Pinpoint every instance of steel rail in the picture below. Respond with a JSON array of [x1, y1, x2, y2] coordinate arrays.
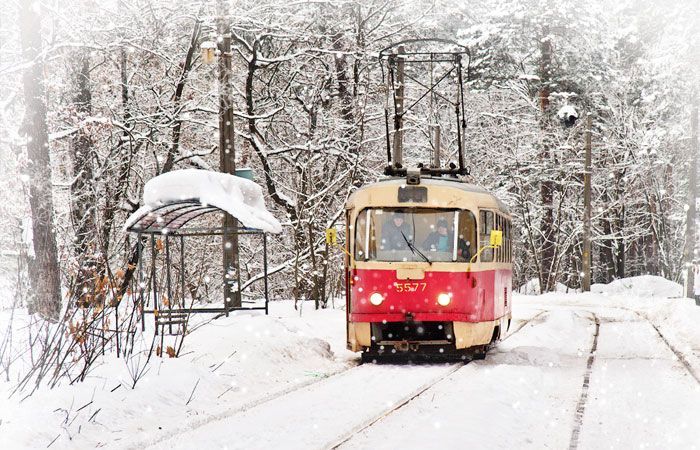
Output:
[[329, 310, 547, 449], [568, 313, 600, 450]]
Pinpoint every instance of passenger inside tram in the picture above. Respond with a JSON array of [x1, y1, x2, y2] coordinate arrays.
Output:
[[422, 218, 471, 260], [380, 212, 413, 251]]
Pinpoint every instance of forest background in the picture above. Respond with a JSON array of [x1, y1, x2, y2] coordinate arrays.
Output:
[[1, 0, 699, 323]]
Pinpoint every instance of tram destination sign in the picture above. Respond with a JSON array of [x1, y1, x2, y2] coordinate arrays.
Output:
[[398, 186, 427, 203]]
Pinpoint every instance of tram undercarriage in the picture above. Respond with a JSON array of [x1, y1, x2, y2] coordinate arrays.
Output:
[[352, 317, 510, 362]]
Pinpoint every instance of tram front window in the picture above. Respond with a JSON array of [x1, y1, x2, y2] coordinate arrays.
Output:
[[355, 208, 476, 263]]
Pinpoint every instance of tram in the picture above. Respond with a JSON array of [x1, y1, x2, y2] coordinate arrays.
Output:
[[344, 40, 513, 359], [345, 178, 512, 359]]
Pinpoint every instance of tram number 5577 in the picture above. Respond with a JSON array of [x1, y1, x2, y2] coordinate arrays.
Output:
[[394, 282, 427, 293]]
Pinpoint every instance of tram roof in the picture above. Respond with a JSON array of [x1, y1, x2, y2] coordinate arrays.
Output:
[[348, 177, 509, 214]]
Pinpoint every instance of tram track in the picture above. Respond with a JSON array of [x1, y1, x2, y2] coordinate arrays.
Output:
[[505, 310, 547, 336], [324, 304, 699, 450], [218, 310, 545, 426], [149, 363, 467, 450], [328, 311, 547, 450], [631, 311, 700, 385], [239, 312, 546, 425], [141, 311, 544, 450], [568, 313, 600, 450], [519, 302, 700, 385], [579, 309, 700, 449], [140, 307, 603, 450], [232, 310, 546, 424], [133, 361, 361, 450], [562, 306, 699, 450], [326, 362, 465, 450]]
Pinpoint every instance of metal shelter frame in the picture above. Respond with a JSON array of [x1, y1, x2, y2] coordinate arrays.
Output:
[[126, 199, 270, 335]]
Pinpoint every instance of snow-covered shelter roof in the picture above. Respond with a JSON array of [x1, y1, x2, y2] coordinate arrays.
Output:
[[124, 169, 282, 234]]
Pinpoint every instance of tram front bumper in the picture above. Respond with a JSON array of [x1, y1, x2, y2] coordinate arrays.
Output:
[[348, 318, 500, 352]]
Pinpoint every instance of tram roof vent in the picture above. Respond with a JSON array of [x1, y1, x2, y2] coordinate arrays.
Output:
[[406, 168, 421, 185]]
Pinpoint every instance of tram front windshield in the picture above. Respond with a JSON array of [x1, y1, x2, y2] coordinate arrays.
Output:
[[355, 208, 476, 263]]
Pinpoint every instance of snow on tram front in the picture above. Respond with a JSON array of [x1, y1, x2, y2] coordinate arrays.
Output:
[[344, 177, 513, 360]]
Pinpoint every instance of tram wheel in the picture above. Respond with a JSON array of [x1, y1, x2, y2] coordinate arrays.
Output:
[[471, 344, 490, 360], [361, 351, 379, 364], [472, 350, 487, 360]]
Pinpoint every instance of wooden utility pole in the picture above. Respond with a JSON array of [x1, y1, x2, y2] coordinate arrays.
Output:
[[392, 45, 405, 167], [684, 100, 698, 299], [217, 1, 240, 308], [582, 114, 592, 292]]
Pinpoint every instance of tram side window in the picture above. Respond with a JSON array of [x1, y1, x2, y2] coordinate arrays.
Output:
[[500, 215, 506, 262], [503, 218, 509, 262], [355, 209, 368, 260], [492, 214, 498, 262], [495, 214, 502, 262], [505, 219, 512, 262], [498, 215, 507, 263], [479, 210, 494, 263], [501, 217, 507, 262], [495, 216, 512, 263], [511, 221, 514, 261], [457, 210, 477, 262], [511, 220, 514, 262]]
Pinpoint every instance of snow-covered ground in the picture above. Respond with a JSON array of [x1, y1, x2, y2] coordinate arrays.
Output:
[[1, 275, 699, 449], [0, 303, 355, 450], [343, 290, 700, 449]]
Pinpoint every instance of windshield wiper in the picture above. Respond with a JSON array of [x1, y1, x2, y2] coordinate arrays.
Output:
[[400, 231, 431, 264]]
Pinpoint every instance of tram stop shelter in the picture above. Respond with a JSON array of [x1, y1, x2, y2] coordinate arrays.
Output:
[[124, 169, 282, 334]]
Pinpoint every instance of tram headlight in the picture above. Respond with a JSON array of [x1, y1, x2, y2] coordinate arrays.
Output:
[[369, 292, 384, 306], [437, 292, 452, 306]]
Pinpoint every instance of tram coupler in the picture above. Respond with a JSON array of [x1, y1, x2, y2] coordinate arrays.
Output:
[[394, 340, 410, 352]]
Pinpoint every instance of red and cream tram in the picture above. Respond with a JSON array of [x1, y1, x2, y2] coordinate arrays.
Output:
[[344, 40, 513, 359], [345, 177, 513, 359]]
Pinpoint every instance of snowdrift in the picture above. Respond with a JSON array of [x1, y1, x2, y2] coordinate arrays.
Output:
[[591, 275, 682, 298], [518, 275, 682, 298], [124, 169, 282, 233], [516, 275, 699, 379], [518, 278, 575, 295]]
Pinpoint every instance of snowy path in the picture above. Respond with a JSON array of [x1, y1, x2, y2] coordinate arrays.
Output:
[[579, 310, 700, 449], [147, 363, 462, 450], [143, 311, 543, 450], [142, 301, 700, 449], [340, 305, 700, 449], [340, 309, 596, 449]]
